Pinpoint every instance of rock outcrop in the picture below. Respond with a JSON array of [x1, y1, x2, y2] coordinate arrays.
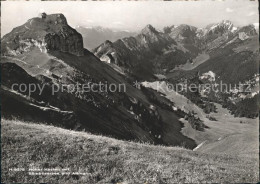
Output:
[[1, 13, 84, 56], [167, 24, 198, 44]]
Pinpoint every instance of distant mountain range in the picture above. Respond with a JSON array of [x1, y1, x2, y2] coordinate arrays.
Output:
[[94, 20, 258, 81], [76, 26, 135, 50], [93, 24, 192, 80], [93, 20, 259, 117]]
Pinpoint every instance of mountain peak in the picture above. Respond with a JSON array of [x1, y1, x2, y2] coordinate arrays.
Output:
[[204, 20, 234, 34], [2, 13, 84, 56], [141, 24, 158, 34], [253, 23, 259, 30], [26, 13, 69, 30], [221, 20, 233, 29], [237, 24, 258, 36], [221, 20, 232, 25], [42, 13, 67, 24]]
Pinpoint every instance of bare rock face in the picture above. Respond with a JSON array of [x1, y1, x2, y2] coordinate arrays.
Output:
[[168, 24, 198, 44], [1, 13, 84, 56], [44, 27, 84, 56]]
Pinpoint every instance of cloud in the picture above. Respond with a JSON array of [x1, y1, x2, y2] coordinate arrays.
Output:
[[226, 8, 234, 13], [247, 11, 256, 17]]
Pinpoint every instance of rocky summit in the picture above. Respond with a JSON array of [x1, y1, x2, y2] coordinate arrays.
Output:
[[1, 13, 84, 56]]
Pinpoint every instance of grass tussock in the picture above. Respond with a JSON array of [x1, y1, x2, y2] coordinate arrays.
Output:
[[1, 119, 258, 183]]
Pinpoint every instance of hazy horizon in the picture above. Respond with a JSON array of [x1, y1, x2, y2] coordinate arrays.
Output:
[[1, 0, 259, 36]]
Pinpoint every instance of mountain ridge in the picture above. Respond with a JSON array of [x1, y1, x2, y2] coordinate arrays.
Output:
[[94, 20, 258, 78]]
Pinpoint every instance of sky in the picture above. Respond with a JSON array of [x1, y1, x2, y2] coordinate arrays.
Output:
[[1, 0, 259, 36]]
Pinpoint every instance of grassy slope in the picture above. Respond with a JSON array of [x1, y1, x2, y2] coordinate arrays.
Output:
[[172, 53, 210, 71], [143, 81, 259, 156], [181, 103, 259, 156], [1, 119, 258, 183]]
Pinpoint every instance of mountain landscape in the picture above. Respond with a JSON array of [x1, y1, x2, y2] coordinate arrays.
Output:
[[1, 13, 197, 147], [94, 20, 259, 117], [1, 12, 259, 183]]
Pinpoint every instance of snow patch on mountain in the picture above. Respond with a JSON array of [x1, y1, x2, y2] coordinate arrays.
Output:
[[200, 71, 216, 82], [29, 103, 73, 113], [209, 20, 233, 31], [231, 26, 238, 33], [100, 55, 111, 63], [253, 23, 259, 31], [238, 32, 249, 40], [154, 74, 166, 79]]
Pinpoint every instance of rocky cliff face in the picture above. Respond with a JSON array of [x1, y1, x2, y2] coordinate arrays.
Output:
[[1, 13, 84, 56], [167, 24, 198, 44]]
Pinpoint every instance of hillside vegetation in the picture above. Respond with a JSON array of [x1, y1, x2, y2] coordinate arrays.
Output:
[[1, 119, 258, 183]]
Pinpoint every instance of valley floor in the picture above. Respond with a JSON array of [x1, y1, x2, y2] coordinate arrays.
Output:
[[1, 119, 258, 183], [181, 103, 259, 157], [143, 81, 259, 157]]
